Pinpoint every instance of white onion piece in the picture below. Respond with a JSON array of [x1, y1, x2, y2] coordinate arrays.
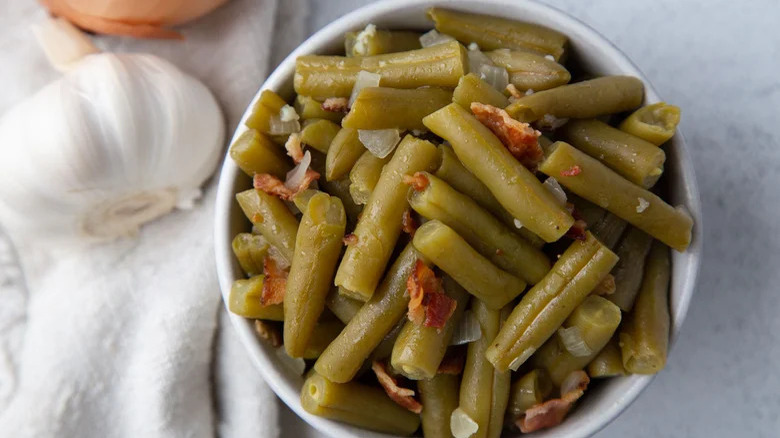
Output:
[[267, 244, 291, 270], [467, 48, 494, 75], [450, 407, 479, 438], [419, 29, 455, 47], [467, 42, 480, 51], [268, 116, 300, 135], [538, 114, 569, 130], [513, 218, 524, 229], [358, 129, 401, 158], [353, 23, 377, 56], [449, 311, 481, 345], [543, 177, 567, 206], [479, 64, 509, 92], [545, 54, 555, 61], [279, 104, 299, 122], [558, 326, 592, 357], [349, 70, 381, 107], [284, 150, 312, 190], [275, 347, 306, 375]]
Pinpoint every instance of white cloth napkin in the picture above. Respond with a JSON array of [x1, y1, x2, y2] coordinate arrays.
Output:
[[0, 0, 308, 436]]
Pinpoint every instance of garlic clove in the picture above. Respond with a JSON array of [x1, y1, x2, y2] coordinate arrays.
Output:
[[81, 189, 178, 239], [31, 17, 99, 73]]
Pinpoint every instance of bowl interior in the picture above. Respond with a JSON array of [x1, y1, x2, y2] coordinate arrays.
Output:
[[214, 1, 703, 437]]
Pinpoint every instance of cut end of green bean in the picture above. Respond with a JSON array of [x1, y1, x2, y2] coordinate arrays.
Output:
[[228, 276, 284, 321], [619, 102, 681, 146]]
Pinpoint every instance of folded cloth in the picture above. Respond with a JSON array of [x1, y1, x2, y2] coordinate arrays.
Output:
[[0, 0, 307, 436]]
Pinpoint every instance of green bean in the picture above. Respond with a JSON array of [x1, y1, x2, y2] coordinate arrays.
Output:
[[590, 211, 628, 250], [369, 317, 407, 363], [408, 172, 550, 284], [335, 136, 438, 300], [291, 189, 319, 212], [506, 369, 553, 422], [413, 220, 526, 309], [608, 227, 654, 311], [228, 276, 284, 321], [486, 232, 619, 372], [245, 89, 287, 133], [568, 194, 606, 229], [531, 295, 622, 386], [302, 319, 345, 360], [419, 373, 460, 438], [294, 95, 345, 123], [619, 102, 681, 146], [315, 244, 419, 382], [434, 144, 544, 247], [560, 119, 666, 188], [229, 129, 291, 178], [294, 41, 467, 99], [235, 189, 299, 262], [452, 73, 509, 109], [428, 8, 567, 60], [325, 127, 365, 181], [231, 232, 269, 277], [390, 276, 470, 380], [506, 76, 644, 122], [345, 29, 422, 57], [458, 299, 512, 438], [342, 87, 453, 131], [538, 141, 693, 251], [309, 150, 363, 228], [485, 49, 570, 91], [326, 287, 364, 324], [300, 119, 341, 154], [423, 103, 573, 242], [587, 336, 626, 378], [284, 192, 346, 357], [301, 372, 421, 435], [619, 241, 670, 374], [349, 150, 392, 206]]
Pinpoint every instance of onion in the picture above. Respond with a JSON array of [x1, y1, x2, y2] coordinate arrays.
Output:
[[479, 64, 509, 92], [450, 407, 479, 438], [268, 116, 300, 135], [358, 129, 401, 158], [537, 114, 569, 131], [275, 347, 306, 376], [349, 70, 381, 107], [419, 29, 455, 47], [279, 104, 299, 122], [284, 150, 312, 190], [558, 326, 592, 357], [353, 24, 377, 56], [543, 177, 567, 206], [467, 47, 494, 75], [513, 218, 524, 229], [449, 311, 481, 345], [267, 245, 291, 270]]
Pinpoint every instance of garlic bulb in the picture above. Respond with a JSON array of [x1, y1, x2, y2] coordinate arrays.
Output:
[[0, 18, 224, 241]]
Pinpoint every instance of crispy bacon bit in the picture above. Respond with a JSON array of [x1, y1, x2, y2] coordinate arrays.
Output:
[[253, 170, 320, 201], [254, 320, 282, 347], [565, 219, 588, 241], [505, 83, 523, 99], [592, 274, 616, 296], [261, 257, 288, 305], [471, 102, 544, 169], [402, 209, 419, 237], [321, 97, 349, 113], [406, 260, 457, 329], [437, 348, 466, 375], [560, 165, 582, 177], [401, 172, 430, 191], [343, 233, 358, 246], [495, 248, 505, 256], [372, 360, 423, 414], [284, 133, 304, 164], [517, 371, 590, 433]]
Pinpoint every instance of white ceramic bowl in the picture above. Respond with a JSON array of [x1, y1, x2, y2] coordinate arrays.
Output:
[[215, 1, 703, 436]]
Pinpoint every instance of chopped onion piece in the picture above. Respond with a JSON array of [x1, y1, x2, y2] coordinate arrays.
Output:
[[558, 326, 592, 357], [543, 177, 567, 206], [545, 54, 555, 61], [513, 218, 524, 229], [450, 407, 479, 438], [275, 347, 306, 375], [449, 311, 481, 345], [467, 48, 493, 76], [537, 114, 569, 131], [285, 150, 312, 190], [419, 29, 455, 47], [268, 116, 300, 135], [467, 42, 480, 51], [479, 64, 509, 92], [267, 245, 291, 270], [279, 104, 299, 122], [349, 70, 381, 107], [353, 23, 377, 56], [358, 129, 401, 158]]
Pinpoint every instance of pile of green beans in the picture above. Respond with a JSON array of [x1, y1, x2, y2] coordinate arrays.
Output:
[[226, 7, 692, 437]]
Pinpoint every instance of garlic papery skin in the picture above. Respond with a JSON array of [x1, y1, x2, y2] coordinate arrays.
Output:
[[0, 49, 224, 241]]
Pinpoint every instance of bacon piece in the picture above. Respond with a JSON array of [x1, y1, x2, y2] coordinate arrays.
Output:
[[565, 219, 588, 241], [261, 257, 288, 306], [402, 209, 419, 237], [254, 320, 282, 347], [437, 348, 466, 375], [592, 274, 616, 296], [372, 360, 423, 414], [470, 102, 544, 169], [406, 260, 457, 329], [495, 248, 505, 256], [253, 170, 320, 201], [517, 371, 590, 433], [505, 83, 523, 99], [321, 97, 350, 113], [284, 133, 304, 164], [402, 172, 430, 191], [560, 165, 581, 177], [343, 233, 358, 246]]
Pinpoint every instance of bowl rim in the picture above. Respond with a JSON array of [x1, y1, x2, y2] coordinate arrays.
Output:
[[214, 0, 703, 437]]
